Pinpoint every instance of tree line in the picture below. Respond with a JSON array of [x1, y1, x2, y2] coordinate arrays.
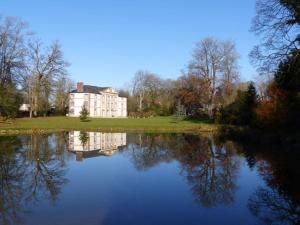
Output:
[[0, 16, 72, 120], [125, 37, 242, 119], [219, 0, 299, 133], [125, 0, 300, 135]]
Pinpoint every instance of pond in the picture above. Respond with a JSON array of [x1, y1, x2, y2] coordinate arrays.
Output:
[[0, 132, 299, 225]]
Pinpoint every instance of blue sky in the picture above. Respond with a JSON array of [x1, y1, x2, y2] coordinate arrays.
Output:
[[1, 0, 258, 88]]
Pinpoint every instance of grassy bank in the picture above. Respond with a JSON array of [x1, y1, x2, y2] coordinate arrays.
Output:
[[0, 116, 217, 134]]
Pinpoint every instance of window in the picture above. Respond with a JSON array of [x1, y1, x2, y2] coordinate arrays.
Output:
[[84, 94, 89, 110]]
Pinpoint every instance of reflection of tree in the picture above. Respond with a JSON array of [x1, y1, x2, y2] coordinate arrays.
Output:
[[79, 131, 89, 150], [55, 132, 71, 167], [224, 134, 300, 225], [178, 136, 239, 207], [248, 187, 300, 225], [23, 134, 68, 202], [0, 136, 26, 225], [0, 134, 69, 225], [128, 134, 174, 170], [127, 133, 240, 207], [242, 146, 300, 225]]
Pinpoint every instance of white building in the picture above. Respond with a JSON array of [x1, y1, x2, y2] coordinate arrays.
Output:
[[68, 131, 126, 160], [68, 82, 127, 117], [19, 104, 30, 111]]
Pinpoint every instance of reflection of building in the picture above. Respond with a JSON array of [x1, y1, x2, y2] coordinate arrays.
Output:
[[68, 82, 127, 117], [68, 131, 126, 161]]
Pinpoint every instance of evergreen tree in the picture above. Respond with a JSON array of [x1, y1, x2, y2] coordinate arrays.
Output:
[[79, 106, 89, 122], [242, 82, 257, 125], [275, 50, 300, 93], [274, 50, 300, 129], [0, 84, 22, 120], [219, 82, 257, 126]]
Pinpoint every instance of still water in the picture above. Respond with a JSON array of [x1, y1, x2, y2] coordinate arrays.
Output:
[[0, 132, 299, 225]]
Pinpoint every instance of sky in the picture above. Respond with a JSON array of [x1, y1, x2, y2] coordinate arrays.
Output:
[[0, 0, 258, 88]]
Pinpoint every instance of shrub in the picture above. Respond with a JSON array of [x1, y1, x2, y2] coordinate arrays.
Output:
[[128, 111, 156, 118], [79, 106, 89, 122]]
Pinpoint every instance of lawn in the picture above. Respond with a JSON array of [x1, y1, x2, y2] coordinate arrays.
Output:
[[0, 116, 216, 133]]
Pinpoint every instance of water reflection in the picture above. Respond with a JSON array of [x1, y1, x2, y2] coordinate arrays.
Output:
[[68, 131, 126, 160], [248, 187, 300, 225], [127, 134, 240, 207], [179, 137, 240, 207], [0, 136, 25, 225], [0, 134, 69, 225], [243, 147, 300, 225], [0, 132, 299, 225]]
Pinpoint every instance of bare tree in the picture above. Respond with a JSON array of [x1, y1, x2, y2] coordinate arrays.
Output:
[[131, 70, 162, 112], [250, 0, 300, 74], [25, 40, 69, 117], [254, 74, 272, 100], [0, 16, 32, 119], [220, 41, 240, 105], [189, 38, 221, 114], [143, 72, 162, 108], [188, 38, 240, 116], [54, 75, 74, 114], [0, 16, 30, 86], [132, 71, 146, 111]]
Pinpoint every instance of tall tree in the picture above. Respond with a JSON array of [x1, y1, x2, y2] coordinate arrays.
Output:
[[131, 70, 162, 112], [25, 40, 69, 117], [0, 17, 30, 119], [243, 82, 257, 125], [274, 49, 300, 128], [220, 41, 240, 105], [54, 76, 73, 114], [187, 38, 240, 116], [132, 71, 147, 112], [188, 38, 221, 116], [0, 16, 29, 85], [250, 0, 300, 74]]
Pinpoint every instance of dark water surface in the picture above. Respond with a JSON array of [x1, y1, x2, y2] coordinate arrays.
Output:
[[0, 132, 299, 225]]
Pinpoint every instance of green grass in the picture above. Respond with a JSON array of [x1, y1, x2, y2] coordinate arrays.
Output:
[[0, 116, 216, 133]]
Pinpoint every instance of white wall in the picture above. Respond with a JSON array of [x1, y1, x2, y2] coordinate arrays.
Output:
[[117, 97, 127, 117], [69, 92, 127, 118]]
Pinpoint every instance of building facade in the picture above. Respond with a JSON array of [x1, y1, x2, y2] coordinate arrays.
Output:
[[68, 82, 127, 117]]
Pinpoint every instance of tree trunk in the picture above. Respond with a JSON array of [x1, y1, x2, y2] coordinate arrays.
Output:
[[33, 91, 38, 117], [138, 93, 143, 112]]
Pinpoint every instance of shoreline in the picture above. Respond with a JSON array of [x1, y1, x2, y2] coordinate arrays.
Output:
[[0, 116, 217, 135], [0, 126, 217, 135]]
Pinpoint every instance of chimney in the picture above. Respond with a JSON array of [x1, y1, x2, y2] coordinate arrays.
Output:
[[77, 82, 84, 92], [76, 152, 83, 161]]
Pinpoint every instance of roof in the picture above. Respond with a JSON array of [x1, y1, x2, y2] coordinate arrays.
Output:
[[118, 93, 129, 98], [70, 85, 110, 94]]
